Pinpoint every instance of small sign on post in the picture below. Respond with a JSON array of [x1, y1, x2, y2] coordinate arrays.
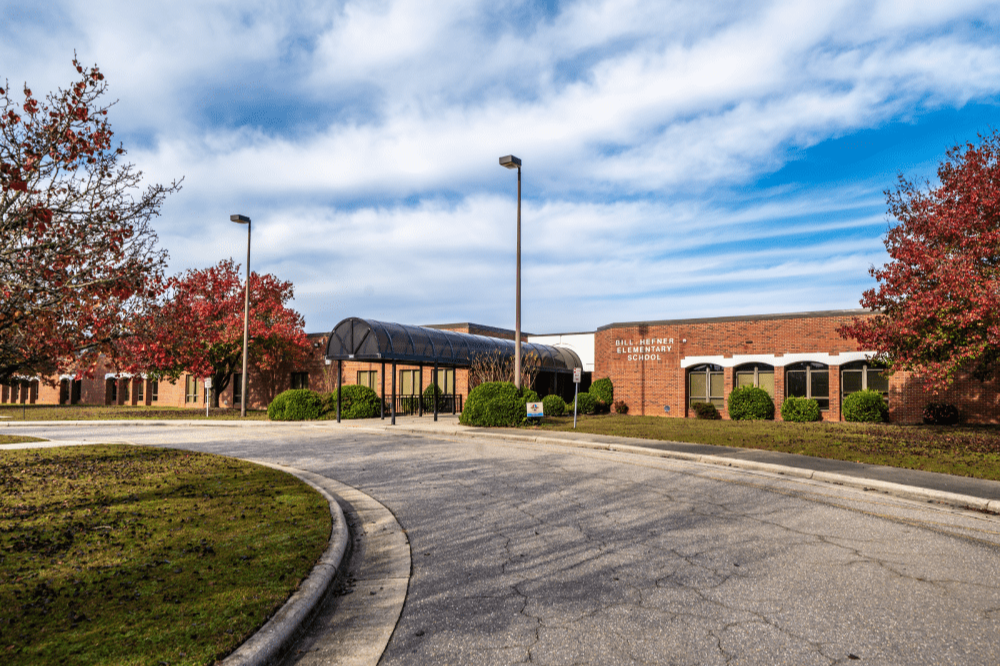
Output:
[[526, 401, 544, 419], [572, 367, 581, 428]]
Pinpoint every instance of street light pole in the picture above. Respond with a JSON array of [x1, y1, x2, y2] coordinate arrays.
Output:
[[499, 155, 522, 390], [231, 214, 251, 417]]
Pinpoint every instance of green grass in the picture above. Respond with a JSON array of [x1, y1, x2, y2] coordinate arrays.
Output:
[[0, 445, 331, 665], [0, 435, 44, 445], [0, 405, 268, 421], [536, 414, 1000, 481]]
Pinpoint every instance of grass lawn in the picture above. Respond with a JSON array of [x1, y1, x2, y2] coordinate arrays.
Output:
[[0, 435, 44, 445], [0, 405, 268, 421], [0, 445, 331, 665], [537, 414, 1000, 481]]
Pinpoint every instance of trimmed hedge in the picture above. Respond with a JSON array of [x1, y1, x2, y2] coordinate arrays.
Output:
[[589, 378, 614, 405], [575, 392, 597, 415], [692, 402, 721, 420], [268, 389, 323, 421], [326, 385, 382, 419], [780, 396, 821, 422], [460, 382, 525, 427], [923, 402, 960, 425], [842, 390, 888, 423], [727, 386, 774, 421], [542, 394, 566, 417]]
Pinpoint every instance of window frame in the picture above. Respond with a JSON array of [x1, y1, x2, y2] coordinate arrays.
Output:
[[734, 363, 775, 397], [688, 364, 724, 410], [185, 375, 198, 403], [785, 362, 830, 410], [357, 370, 378, 390], [841, 362, 889, 402]]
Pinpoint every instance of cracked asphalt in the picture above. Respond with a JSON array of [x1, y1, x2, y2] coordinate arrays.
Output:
[[8, 421, 1000, 665]]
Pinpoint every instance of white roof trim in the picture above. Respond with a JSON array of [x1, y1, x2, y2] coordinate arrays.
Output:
[[681, 351, 876, 369]]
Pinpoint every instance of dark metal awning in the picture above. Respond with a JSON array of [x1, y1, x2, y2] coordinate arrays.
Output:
[[325, 317, 582, 372]]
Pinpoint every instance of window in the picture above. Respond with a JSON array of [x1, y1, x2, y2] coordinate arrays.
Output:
[[688, 364, 724, 409], [136, 380, 144, 402], [72, 379, 82, 404], [185, 375, 198, 403], [734, 363, 774, 397], [436, 369, 455, 395], [291, 372, 310, 390], [109, 378, 118, 403], [232, 374, 241, 405], [357, 371, 378, 389], [150, 380, 158, 402], [399, 370, 420, 395], [785, 362, 829, 410], [842, 363, 889, 400]]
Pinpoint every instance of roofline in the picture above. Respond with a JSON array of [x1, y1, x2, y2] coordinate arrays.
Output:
[[527, 331, 597, 338], [596, 309, 874, 331], [422, 322, 535, 337]]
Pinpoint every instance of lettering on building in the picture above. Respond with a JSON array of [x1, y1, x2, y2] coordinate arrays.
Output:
[[614, 338, 674, 362]]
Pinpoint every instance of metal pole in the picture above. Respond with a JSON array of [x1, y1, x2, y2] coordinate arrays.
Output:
[[433, 362, 438, 422], [573, 380, 579, 429], [391, 362, 397, 426], [336, 360, 342, 423], [418, 365, 423, 417], [515, 165, 521, 391], [240, 220, 251, 417], [381, 361, 385, 419]]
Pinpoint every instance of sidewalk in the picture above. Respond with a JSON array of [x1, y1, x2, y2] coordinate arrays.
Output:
[[334, 413, 1000, 512]]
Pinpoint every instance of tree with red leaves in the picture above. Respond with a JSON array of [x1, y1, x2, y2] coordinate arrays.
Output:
[[0, 57, 180, 383], [839, 130, 1000, 390], [121, 260, 312, 407]]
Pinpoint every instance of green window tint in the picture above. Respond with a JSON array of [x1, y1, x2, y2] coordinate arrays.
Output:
[[357, 371, 378, 389], [735, 365, 774, 398], [399, 370, 419, 395], [688, 365, 724, 409], [435, 369, 455, 394]]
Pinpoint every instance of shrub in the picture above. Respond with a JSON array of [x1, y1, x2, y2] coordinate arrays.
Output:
[[460, 382, 525, 427], [727, 386, 774, 421], [324, 385, 381, 419], [542, 394, 566, 417], [780, 396, 821, 422], [422, 383, 447, 412], [521, 388, 540, 404], [923, 402, 959, 425], [692, 402, 721, 420], [575, 392, 597, 415], [842, 390, 888, 423], [613, 400, 629, 415], [268, 389, 323, 421], [589, 378, 614, 406]]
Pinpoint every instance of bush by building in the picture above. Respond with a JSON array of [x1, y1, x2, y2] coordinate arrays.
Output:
[[692, 402, 721, 419], [542, 394, 566, 416], [422, 383, 447, 412], [842, 390, 888, 423], [268, 389, 323, 421], [589, 378, 614, 406], [324, 385, 382, 419], [460, 382, 525, 427], [923, 402, 960, 425], [613, 400, 629, 414], [727, 386, 775, 421], [780, 396, 821, 422], [575, 392, 597, 415]]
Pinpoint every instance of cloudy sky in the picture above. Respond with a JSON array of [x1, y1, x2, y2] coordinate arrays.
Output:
[[4, 0, 1000, 334]]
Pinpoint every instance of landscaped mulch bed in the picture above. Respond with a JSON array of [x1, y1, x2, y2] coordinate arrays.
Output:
[[0, 445, 330, 665]]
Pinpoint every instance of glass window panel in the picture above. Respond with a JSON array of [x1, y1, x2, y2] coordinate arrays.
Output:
[[815, 398, 830, 410], [842, 370, 863, 395], [758, 372, 774, 397], [787, 370, 807, 398], [735, 372, 755, 388], [709, 372, 724, 399], [867, 369, 889, 393], [810, 370, 829, 399], [711, 397, 725, 409], [690, 372, 707, 402]]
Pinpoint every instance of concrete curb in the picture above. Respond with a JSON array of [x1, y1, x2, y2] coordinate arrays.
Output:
[[221, 463, 350, 667], [350, 424, 1000, 515]]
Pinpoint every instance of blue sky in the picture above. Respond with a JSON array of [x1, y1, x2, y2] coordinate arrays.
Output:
[[4, 0, 1000, 334]]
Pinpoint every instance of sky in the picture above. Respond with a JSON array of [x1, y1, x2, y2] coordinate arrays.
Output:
[[3, 0, 1000, 334]]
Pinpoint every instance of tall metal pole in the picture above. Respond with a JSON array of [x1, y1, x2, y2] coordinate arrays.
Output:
[[515, 164, 522, 391], [241, 221, 251, 417]]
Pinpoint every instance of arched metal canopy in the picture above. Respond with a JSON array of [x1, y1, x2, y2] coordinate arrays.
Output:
[[325, 317, 582, 373]]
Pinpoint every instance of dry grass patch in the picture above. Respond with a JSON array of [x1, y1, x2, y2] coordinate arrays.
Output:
[[537, 414, 1000, 481], [0, 445, 330, 665]]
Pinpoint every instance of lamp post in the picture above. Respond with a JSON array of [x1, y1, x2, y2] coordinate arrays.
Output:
[[231, 213, 251, 417], [499, 155, 522, 390]]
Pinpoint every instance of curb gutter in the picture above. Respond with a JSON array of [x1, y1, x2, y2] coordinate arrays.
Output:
[[352, 424, 1000, 515], [221, 463, 350, 667]]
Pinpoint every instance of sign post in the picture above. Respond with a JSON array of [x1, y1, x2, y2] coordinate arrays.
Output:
[[572, 367, 582, 429], [204, 377, 212, 418]]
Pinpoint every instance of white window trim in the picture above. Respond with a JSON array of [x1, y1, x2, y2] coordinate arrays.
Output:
[[681, 351, 876, 369]]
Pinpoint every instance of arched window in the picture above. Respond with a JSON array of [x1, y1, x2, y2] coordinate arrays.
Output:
[[734, 363, 774, 397], [785, 362, 829, 410], [841, 361, 889, 401], [688, 364, 724, 409]]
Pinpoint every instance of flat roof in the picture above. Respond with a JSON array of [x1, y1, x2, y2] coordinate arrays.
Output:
[[596, 309, 873, 332]]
